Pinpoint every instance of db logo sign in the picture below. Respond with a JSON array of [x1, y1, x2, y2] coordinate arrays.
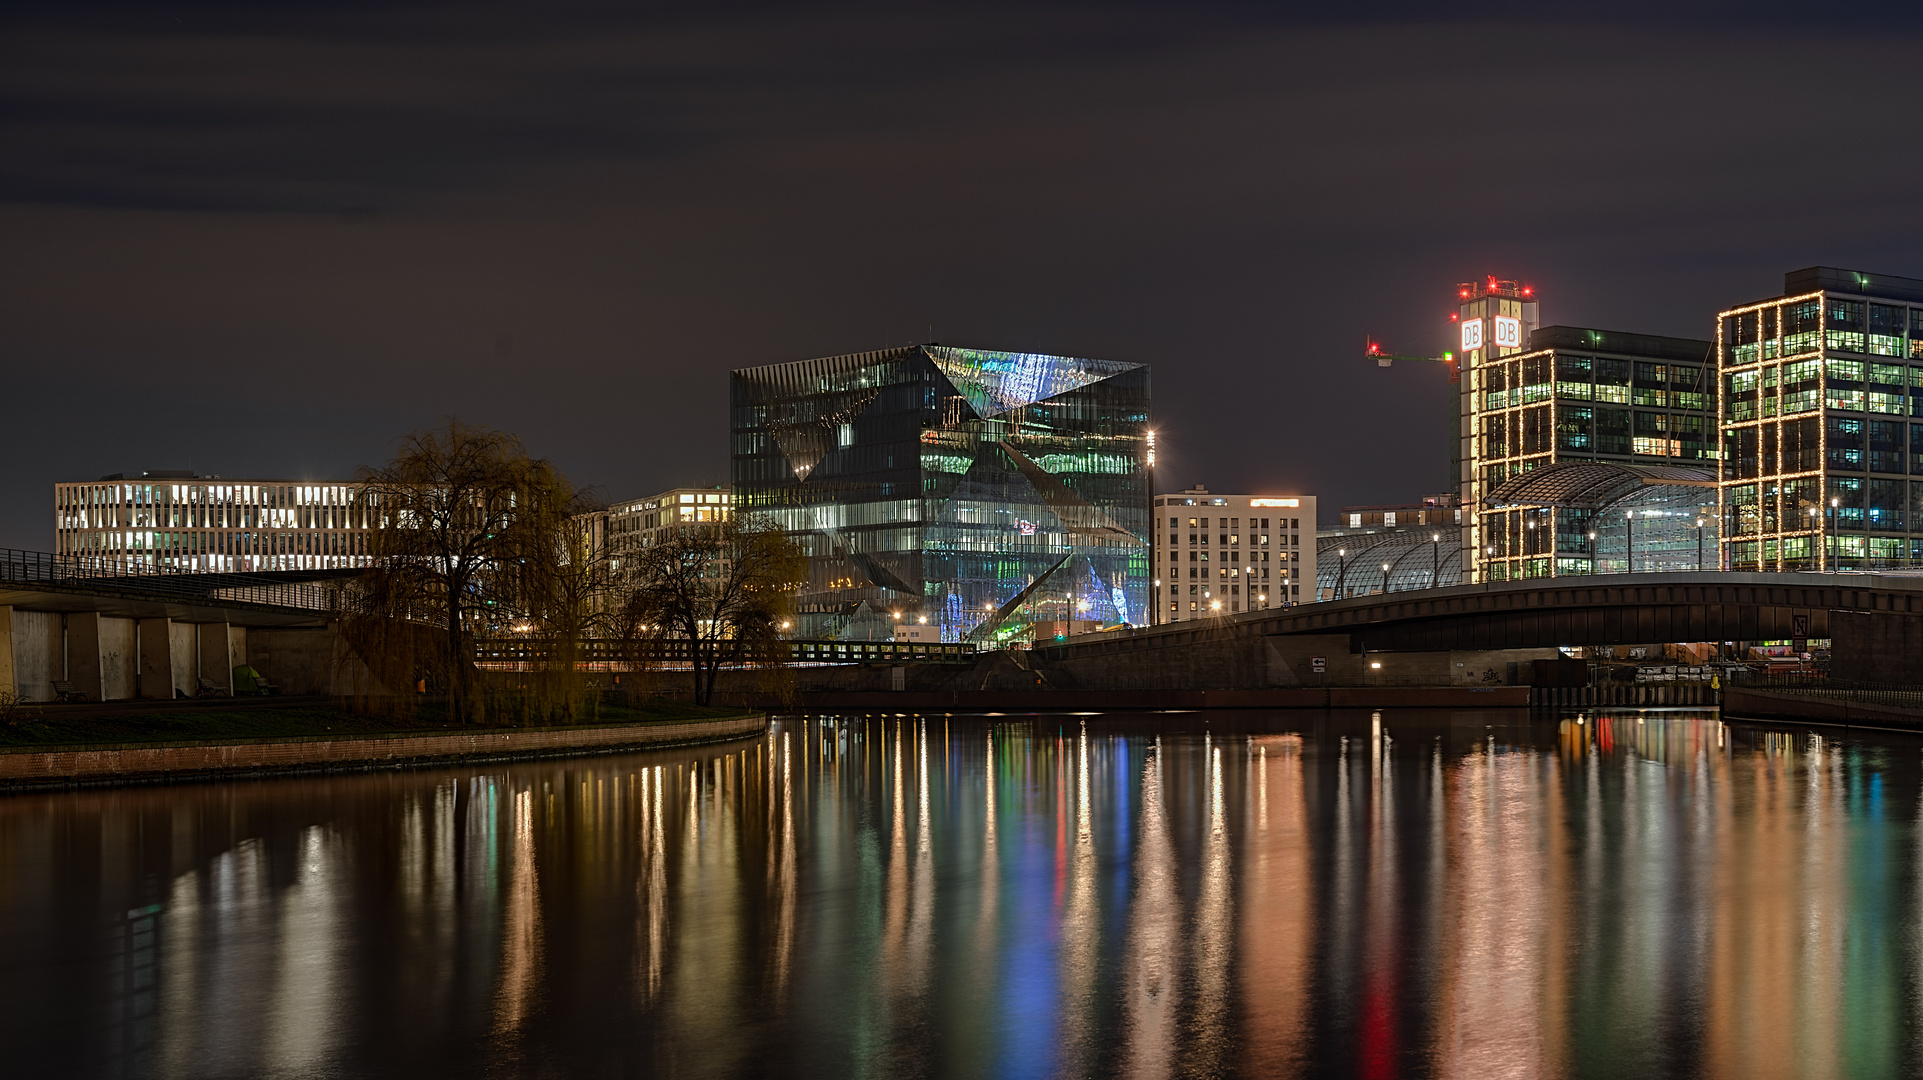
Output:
[[1493, 315, 1522, 348], [1460, 319, 1483, 352]]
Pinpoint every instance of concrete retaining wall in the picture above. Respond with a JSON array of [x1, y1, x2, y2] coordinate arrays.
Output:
[[0, 714, 768, 790], [1528, 683, 1718, 707], [8, 610, 59, 702]]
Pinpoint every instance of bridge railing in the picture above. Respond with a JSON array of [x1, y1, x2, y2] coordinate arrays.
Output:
[[474, 637, 977, 668], [0, 547, 343, 613], [1732, 673, 1923, 710]]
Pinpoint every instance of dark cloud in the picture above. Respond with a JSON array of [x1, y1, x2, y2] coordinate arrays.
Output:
[[3, 1, 1922, 548]]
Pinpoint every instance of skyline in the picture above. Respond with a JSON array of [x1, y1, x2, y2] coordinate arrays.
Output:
[[6, 2, 1923, 550]]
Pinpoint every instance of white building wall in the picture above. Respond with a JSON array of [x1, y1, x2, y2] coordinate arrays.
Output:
[[1152, 489, 1318, 624]]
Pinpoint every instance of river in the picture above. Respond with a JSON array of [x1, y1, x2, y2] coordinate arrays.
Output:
[[1, 710, 1918, 1078]]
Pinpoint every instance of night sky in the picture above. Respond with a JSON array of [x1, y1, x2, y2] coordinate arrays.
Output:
[[6, 1, 1923, 549]]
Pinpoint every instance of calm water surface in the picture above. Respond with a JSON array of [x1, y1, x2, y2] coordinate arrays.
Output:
[[2, 710, 1921, 1078]]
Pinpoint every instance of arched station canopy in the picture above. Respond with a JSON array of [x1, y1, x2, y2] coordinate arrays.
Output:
[[1316, 526, 1463, 598], [1484, 461, 1717, 511]]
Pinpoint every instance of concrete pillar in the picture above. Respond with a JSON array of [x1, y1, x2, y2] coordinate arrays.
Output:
[[0, 606, 14, 702], [197, 623, 234, 693], [69, 612, 104, 702], [138, 617, 174, 699]]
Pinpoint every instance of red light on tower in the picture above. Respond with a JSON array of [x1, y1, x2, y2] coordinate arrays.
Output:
[[1449, 313, 1458, 321], [1522, 286, 1533, 296]]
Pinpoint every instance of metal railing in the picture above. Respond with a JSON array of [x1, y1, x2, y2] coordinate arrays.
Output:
[[475, 637, 977, 667], [0, 547, 343, 613], [1731, 673, 1923, 711]]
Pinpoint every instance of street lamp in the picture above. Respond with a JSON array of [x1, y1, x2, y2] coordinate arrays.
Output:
[[1695, 517, 1705, 571], [1830, 496, 1840, 572], [1587, 531, 1597, 575], [1381, 562, 1391, 594], [1625, 510, 1635, 573], [1336, 547, 1348, 599], [1431, 532, 1441, 587]]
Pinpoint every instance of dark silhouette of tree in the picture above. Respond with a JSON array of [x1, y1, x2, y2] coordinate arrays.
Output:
[[618, 514, 805, 706], [348, 421, 581, 723]]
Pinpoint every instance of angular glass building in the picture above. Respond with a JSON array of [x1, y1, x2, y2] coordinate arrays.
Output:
[[731, 345, 1150, 643]]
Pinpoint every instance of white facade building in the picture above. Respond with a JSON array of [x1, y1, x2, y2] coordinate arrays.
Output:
[[1153, 485, 1317, 623], [54, 471, 370, 572]]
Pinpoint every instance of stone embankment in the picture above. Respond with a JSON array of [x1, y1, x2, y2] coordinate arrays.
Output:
[[0, 714, 767, 791]]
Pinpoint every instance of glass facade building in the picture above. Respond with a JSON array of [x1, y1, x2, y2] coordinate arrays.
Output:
[[1457, 277, 1715, 581], [732, 345, 1150, 643], [1718, 267, 1923, 571]]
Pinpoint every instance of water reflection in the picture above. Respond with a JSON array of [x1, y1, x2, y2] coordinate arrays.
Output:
[[9, 710, 1923, 1077]]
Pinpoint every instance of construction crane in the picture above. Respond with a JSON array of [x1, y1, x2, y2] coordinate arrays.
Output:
[[1365, 339, 1457, 380]]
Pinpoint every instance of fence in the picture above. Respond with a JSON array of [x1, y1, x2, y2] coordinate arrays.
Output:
[[1727, 673, 1923, 711], [474, 637, 978, 669], [0, 547, 343, 613]]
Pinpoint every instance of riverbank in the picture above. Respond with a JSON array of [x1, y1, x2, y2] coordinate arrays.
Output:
[[715, 685, 1532, 711], [0, 702, 767, 791], [0, 695, 748, 747]]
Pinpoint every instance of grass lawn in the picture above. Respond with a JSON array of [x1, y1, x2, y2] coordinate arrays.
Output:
[[0, 698, 757, 749]]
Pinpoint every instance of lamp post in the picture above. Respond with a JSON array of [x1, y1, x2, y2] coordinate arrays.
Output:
[[1336, 547, 1348, 599], [1431, 532, 1441, 587], [1625, 510, 1634, 573], [1830, 495, 1840, 572], [1695, 517, 1705, 571], [1808, 506, 1819, 571], [1381, 562, 1392, 595], [1587, 531, 1598, 575]]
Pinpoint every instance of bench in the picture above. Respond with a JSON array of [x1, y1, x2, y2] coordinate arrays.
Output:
[[51, 680, 89, 704], [254, 679, 281, 697], [196, 676, 228, 698]]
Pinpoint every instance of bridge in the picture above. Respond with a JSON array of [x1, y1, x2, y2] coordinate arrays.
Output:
[[1, 548, 347, 703], [1030, 572, 1923, 689]]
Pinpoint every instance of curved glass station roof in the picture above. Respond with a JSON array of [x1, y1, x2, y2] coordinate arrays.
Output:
[[1482, 461, 1720, 577], [1316, 526, 1462, 598], [1483, 461, 1717, 510]]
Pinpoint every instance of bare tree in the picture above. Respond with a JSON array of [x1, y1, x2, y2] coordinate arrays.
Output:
[[347, 421, 579, 723], [618, 514, 806, 706]]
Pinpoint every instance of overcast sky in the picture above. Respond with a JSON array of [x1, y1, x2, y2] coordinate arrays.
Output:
[[5, 1, 1923, 547]]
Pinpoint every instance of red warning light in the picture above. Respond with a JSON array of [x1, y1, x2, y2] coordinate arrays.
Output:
[[1449, 313, 1458, 321], [1522, 286, 1533, 296]]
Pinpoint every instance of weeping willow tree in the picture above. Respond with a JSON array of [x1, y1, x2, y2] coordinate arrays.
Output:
[[345, 421, 602, 724], [617, 514, 806, 706]]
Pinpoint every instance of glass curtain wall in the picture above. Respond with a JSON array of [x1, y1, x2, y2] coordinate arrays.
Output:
[[1719, 290, 1923, 571], [733, 346, 1150, 643]]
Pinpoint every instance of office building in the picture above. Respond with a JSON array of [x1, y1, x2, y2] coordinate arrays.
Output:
[[598, 486, 731, 567], [1456, 279, 1716, 581], [54, 471, 371, 572], [732, 345, 1150, 643], [1153, 486, 1315, 621], [1718, 266, 1923, 571]]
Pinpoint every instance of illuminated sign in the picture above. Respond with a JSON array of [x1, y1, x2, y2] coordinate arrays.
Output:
[[1460, 318, 1483, 352], [1251, 498, 1300, 508], [1016, 519, 1037, 535], [1493, 315, 1522, 348]]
